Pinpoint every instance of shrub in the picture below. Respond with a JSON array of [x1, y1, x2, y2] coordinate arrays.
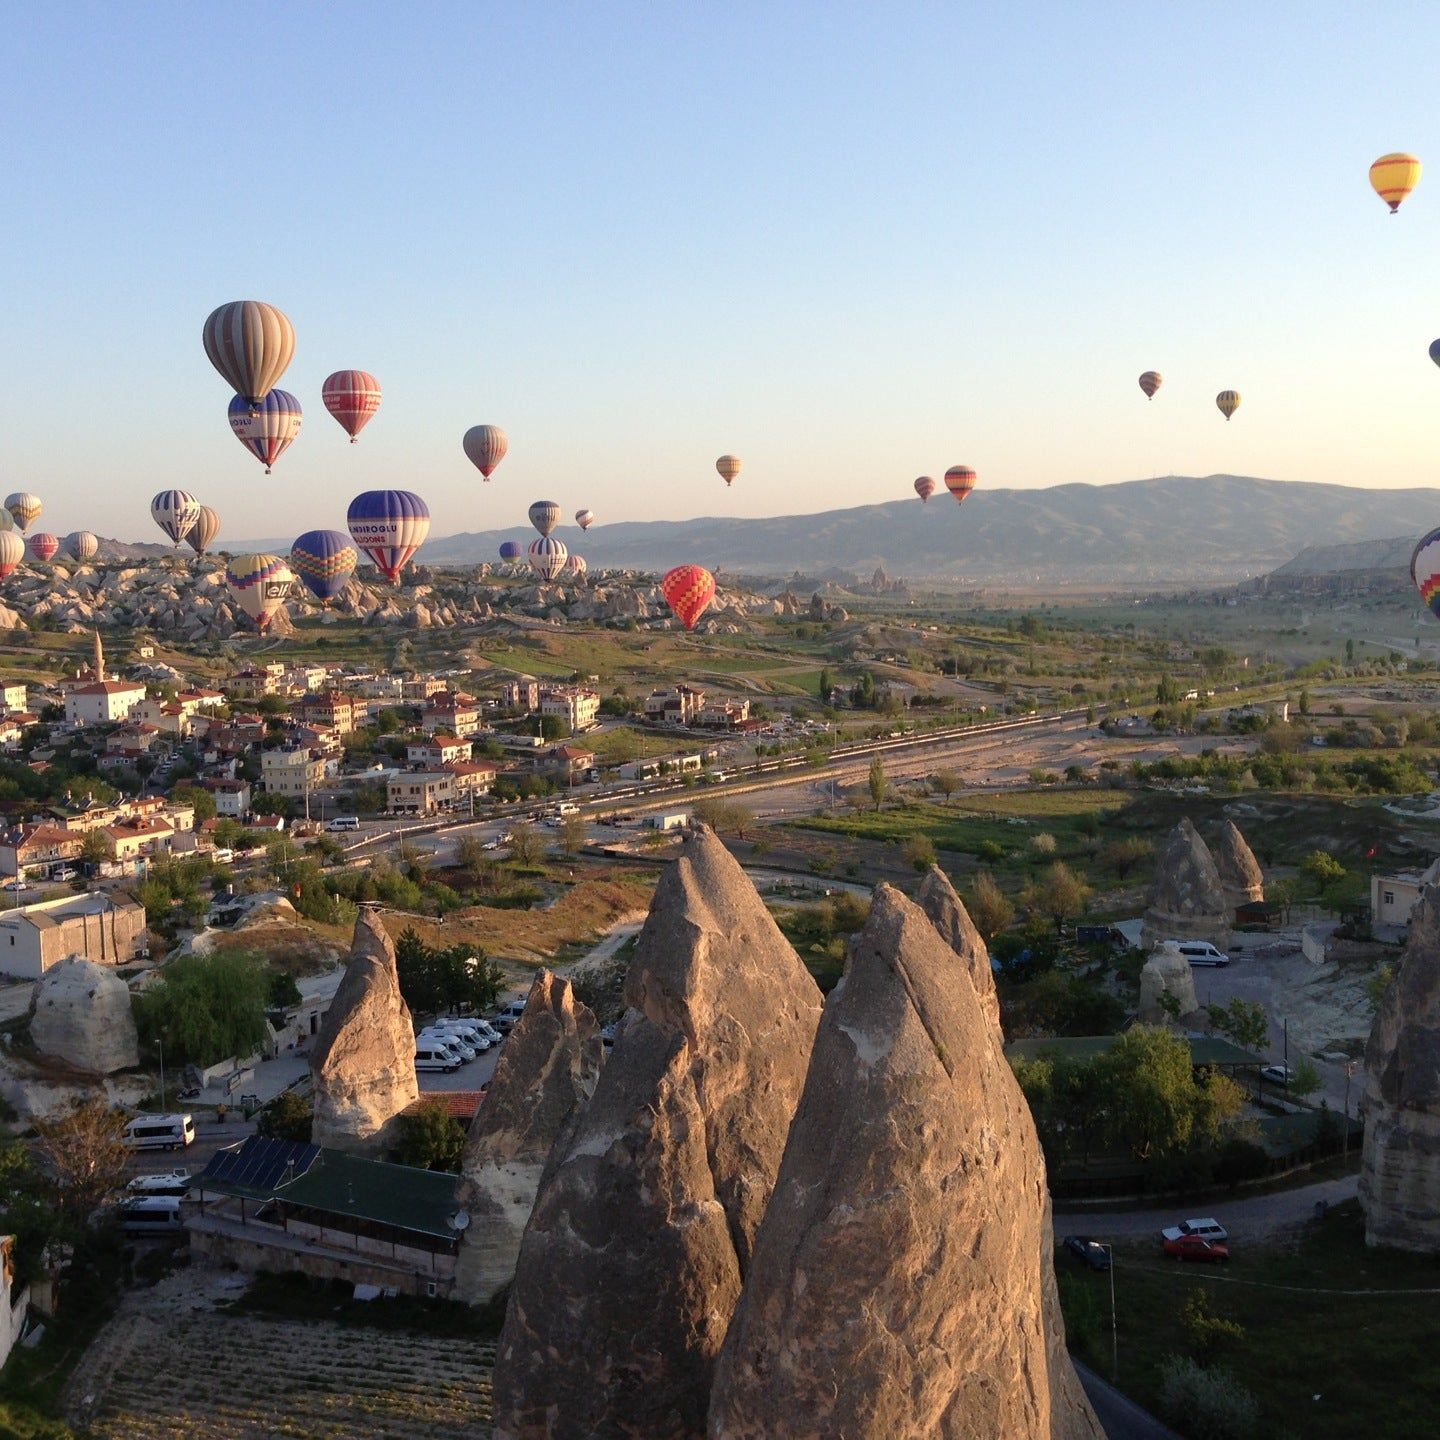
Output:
[[975, 839, 1005, 863], [1030, 832, 1057, 856], [1158, 1355, 1261, 1439], [901, 834, 937, 871]]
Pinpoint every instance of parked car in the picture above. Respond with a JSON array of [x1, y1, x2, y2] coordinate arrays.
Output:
[[430, 1020, 491, 1052], [1163, 940, 1230, 967], [1160, 1217, 1228, 1245], [127, 1170, 192, 1197], [419, 1028, 475, 1062], [1163, 1234, 1230, 1263], [51, 866, 78, 882], [3, 879, 28, 893], [1259, 1064, 1293, 1085], [1062, 1236, 1112, 1271]]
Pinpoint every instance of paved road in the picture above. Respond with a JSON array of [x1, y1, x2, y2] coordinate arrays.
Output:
[[1075, 1362, 1182, 1440]]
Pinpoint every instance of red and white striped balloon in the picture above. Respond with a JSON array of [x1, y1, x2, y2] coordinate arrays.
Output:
[[322, 370, 382, 442]]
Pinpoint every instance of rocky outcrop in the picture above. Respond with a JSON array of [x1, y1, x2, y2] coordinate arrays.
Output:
[[916, 864, 1001, 1032], [1360, 883, 1440, 1251], [1214, 819, 1265, 910], [1138, 942, 1201, 1026], [453, 971, 603, 1307], [309, 912, 418, 1155], [28, 960, 139, 1075], [709, 885, 1101, 1440], [1141, 817, 1228, 946], [492, 825, 824, 1440]]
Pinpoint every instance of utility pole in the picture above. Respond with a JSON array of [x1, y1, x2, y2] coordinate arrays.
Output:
[[1101, 1242, 1117, 1381], [158, 1033, 166, 1113]]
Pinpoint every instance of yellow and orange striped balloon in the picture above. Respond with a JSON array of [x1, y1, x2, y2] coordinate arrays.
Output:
[[1216, 390, 1241, 421], [1369, 153, 1422, 213]]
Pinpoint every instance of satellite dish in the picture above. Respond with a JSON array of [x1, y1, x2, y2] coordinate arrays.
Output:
[[449, 1209, 471, 1232]]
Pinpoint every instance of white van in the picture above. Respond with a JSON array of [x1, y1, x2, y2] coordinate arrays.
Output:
[[124, 1114, 196, 1152], [327, 816, 361, 833], [117, 1195, 184, 1233], [126, 1169, 192, 1197], [430, 1019, 491, 1052], [553, 802, 579, 818], [419, 1028, 475, 1062], [1168, 940, 1230, 967], [414, 1039, 463, 1073]]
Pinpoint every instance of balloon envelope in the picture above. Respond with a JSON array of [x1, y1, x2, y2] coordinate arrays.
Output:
[[1216, 390, 1241, 421], [187, 506, 222, 556], [4, 493, 41, 531], [1370, 152, 1422, 212], [716, 454, 742, 487], [943, 465, 978, 503], [152, 490, 201, 545], [1138, 371, 1162, 399], [0, 532, 23, 581], [661, 564, 716, 631], [64, 531, 98, 563], [1429, 339, 1440, 370], [27, 532, 59, 564], [322, 370, 382, 441], [347, 490, 430, 584], [498, 540, 524, 561], [202, 301, 296, 405], [226, 553, 294, 630], [528, 535, 568, 580], [1411, 528, 1440, 618], [565, 553, 587, 577], [291, 529, 358, 602], [463, 424, 508, 480], [913, 476, 937, 503], [528, 500, 561, 537], [575, 508, 594, 531], [228, 390, 302, 472]]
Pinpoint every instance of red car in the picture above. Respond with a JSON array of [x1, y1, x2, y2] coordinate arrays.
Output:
[[1163, 1234, 1230, 1263]]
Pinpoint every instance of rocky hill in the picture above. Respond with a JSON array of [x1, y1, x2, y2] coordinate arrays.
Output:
[[1269, 534, 1416, 577]]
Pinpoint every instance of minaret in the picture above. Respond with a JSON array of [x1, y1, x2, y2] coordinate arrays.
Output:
[[92, 628, 104, 683]]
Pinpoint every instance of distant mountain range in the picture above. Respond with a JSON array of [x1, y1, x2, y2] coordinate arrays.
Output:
[[223, 475, 1440, 586], [1269, 534, 1416, 577]]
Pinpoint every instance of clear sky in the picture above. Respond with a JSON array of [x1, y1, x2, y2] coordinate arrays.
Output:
[[4, 1, 1440, 543]]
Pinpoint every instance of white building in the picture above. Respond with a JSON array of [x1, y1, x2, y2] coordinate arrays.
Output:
[[387, 771, 456, 815], [260, 747, 328, 798], [0, 684, 26, 714], [540, 686, 600, 733], [1372, 859, 1440, 931], [0, 892, 148, 979], [64, 679, 147, 727]]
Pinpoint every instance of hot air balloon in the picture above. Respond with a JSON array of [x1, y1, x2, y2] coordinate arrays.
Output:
[[1412, 529, 1440, 618], [27, 533, 59, 564], [914, 476, 937, 504], [661, 564, 716, 631], [1429, 339, 1440, 370], [463, 425, 508, 481], [151, 490, 201, 546], [944, 465, 978, 504], [226, 553, 294, 631], [498, 540, 524, 562], [290, 529, 358, 602], [346, 490, 430, 584], [64, 531, 98, 564], [321, 370, 382, 442], [1370, 153, 1422, 213], [4, 493, 41, 531], [528, 535, 568, 581], [1138, 371, 1162, 399], [0, 532, 24, 581], [1216, 390, 1241, 421], [575, 508, 594, 531], [716, 454, 742, 487], [564, 553, 587, 577], [228, 389, 302, 473], [528, 500, 561, 537], [202, 301, 296, 407], [187, 505, 222, 556]]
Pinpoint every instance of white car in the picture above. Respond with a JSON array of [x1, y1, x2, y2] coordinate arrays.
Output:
[[419, 1029, 475, 1062], [431, 1020, 491, 1052], [1259, 1064, 1294, 1085], [127, 1169, 192, 1197], [1160, 1217, 1229, 1245]]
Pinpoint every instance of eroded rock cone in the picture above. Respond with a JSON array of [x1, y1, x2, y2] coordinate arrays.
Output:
[[1214, 819, 1264, 910], [1138, 942, 1201, 1026], [28, 959, 139, 1075], [916, 864, 1001, 1033], [1360, 883, 1440, 1251], [1141, 817, 1227, 946], [453, 971, 603, 1306], [708, 885, 1102, 1440], [309, 910, 418, 1155], [492, 825, 824, 1440]]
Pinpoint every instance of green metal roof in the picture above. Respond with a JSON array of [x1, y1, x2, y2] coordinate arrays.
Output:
[[1005, 1034, 1264, 1068], [281, 1149, 461, 1242]]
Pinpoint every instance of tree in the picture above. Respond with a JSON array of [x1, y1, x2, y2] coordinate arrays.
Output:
[[868, 755, 887, 811], [393, 926, 504, 1015], [817, 667, 833, 700], [1367, 961, 1395, 1012], [558, 812, 588, 855], [392, 1099, 466, 1173], [256, 1090, 313, 1143], [901, 834, 936, 872], [80, 829, 111, 866], [1268, 875, 1301, 925], [1301, 850, 1346, 891], [1206, 997, 1269, 1053], [1028, 861, 1091, 934], [931, 769, 961, 801], [507, 822, 546, 867], [1100, 836, 1150, 879], [34, 1101, 131, 1228], [134, 952, 270, 1066], [1289, 1056, 1323, 1101], [967, 871, 1014, 941], [171, 782, 217, 821], [456, 833, 488, 878]]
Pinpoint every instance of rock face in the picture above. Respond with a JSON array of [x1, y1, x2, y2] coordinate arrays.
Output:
[[453, 971, 603, 1307], [1214, 819, 1265, 910], [492, 825, 824, 1440], [709, 885, 1102, 1440], [916, 864, 1001, 1032], [1141, 817, 1228, 945], [28, 960, 139, 1075], [309, 912, 419, 1155], [1137, 942, 1201, 1025], [1360, 883, 1440, 1251]]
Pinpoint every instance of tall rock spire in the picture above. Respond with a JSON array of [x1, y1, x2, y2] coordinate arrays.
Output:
[[92, 628, 104, 682]]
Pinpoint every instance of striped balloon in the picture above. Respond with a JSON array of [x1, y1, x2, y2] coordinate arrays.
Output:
[[528, 500, 561, 537], [202, 301, 296, 406], [527, 534, 568, 581], [228, 389, 302, 472], [0, 532, 23, 581], [152, 490, 201, 545], [716, 454, 742, 487], [575, 508, 595, 531], [322, 370, 382, 441], [914, 476, 937, 504], [943, 465, 978, 504], [661, 564, 716, 631], [4, 493, 41, 531], [498, 540, 524, 562], [1411, 528, 1440, 619], [1216, 390, 1241, 421], [1370, 152, 1422, 213], [226, 553, 294, 631], [564, 553, 587, 577], [65, 531, 98, 563], [27, 532, 59, 564], [347, 490, 430, 584], [187, 505, 222, 556], [1138, 371, 1162, 399], [291, 529, 358, 602], [463, 424, 508, 480]]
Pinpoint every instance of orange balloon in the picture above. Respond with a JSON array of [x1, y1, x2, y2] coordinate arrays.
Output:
[[661, 564, 716, 631], [944, 465, 977, 503]]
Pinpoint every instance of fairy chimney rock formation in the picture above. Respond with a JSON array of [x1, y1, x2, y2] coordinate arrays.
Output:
[[453, 970, 603, 1306], [1360, 883, 1440, 1251], [28, 959, 139, 1075], [492, 824, 824, 1440], [1138, 942, 1201, 1026], [1141, 817, 1228, 946], [916, 864, 1001, 1032], [708, 884, 1102, 1440], [309, 910, 419, 1155], [1214, 819, 1265, 911]]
